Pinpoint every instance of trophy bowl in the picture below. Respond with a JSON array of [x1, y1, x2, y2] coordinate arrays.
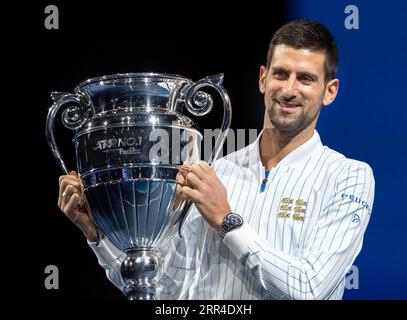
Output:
[[46, 73, 231, 299]]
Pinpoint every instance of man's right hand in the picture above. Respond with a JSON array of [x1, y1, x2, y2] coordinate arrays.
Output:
[[58, 171, 100, 243]]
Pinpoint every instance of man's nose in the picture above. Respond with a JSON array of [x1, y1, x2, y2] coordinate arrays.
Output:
[[281, 75, 298, 98]]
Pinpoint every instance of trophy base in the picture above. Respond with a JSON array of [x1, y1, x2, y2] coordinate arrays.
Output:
[[125, 284, 157, 300], [120, 248, 160, 300]]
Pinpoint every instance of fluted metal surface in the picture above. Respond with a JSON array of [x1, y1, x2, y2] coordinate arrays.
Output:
[[85, 177, 186, 252]]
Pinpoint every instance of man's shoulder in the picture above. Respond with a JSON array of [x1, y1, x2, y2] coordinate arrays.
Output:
[[324, 146, 374, 178]]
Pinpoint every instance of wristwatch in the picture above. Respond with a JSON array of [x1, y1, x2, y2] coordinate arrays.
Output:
[[219, 213, 244, 238]]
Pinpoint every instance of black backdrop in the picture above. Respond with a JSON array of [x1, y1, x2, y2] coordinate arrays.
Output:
[[6, 1, 285, 300]]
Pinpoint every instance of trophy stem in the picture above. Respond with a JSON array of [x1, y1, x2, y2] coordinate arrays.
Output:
[[120, 248, 160, 300]]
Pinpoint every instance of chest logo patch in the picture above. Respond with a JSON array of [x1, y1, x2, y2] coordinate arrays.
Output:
[[278, 198, 307, 221]]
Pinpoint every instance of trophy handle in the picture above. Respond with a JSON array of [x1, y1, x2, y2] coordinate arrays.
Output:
[[179, 74, 232, 237], [184, 73, 232, 164], [45, 92, 90, 174]]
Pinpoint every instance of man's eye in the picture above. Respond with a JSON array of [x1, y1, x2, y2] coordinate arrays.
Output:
[[298, 76, 313, 83], [274, 72, 287, 79]]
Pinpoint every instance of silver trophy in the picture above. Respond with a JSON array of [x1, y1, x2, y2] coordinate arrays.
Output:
[[46, 73, 231, 299]]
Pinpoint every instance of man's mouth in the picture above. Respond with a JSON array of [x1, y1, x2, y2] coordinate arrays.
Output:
[[277, 101, 302, 113]]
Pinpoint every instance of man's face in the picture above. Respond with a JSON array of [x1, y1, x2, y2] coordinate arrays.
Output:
[[259, 45, 338, 135]]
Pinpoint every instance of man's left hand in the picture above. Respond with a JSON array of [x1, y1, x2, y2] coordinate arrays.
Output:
[[180, 161, 231, 231]]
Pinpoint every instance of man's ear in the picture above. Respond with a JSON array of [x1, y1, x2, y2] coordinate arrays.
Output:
[[323, 79, 339, 106], [259, 65, 268, 94]]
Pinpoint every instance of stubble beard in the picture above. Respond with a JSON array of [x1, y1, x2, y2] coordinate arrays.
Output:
[[267, 101, 320, 136]]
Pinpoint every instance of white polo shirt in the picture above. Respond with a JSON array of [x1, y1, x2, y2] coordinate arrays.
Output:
[[89, 130, 375, 300]]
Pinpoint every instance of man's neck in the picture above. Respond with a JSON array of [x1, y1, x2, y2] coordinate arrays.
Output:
[[259, 124, 315, 169]]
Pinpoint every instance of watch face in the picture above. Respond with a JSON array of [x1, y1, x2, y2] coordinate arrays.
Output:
[[226, 213, 243, 227]]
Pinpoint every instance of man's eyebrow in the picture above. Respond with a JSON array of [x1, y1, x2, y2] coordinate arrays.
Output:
[[270, 67, 319, 80], [271, 67, 289, 73]]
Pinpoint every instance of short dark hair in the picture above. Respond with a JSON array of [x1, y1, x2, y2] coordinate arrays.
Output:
[[267, 19, 339, 82]]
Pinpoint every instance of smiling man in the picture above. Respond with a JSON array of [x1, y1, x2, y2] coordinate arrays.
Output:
[[58, 20, 375, 300]]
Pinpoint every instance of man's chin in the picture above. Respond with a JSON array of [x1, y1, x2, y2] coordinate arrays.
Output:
[[270, 118, 303, 134], [268, 110, 303, 132]]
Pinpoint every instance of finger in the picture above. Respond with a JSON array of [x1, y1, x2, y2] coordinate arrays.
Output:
[[69, 171, 83, 191], [58, 175, 81, 203], [59, 180, 82, 200], [59, 176, 82, 191], [58, 181, 82, 207], [180, 186, 201, 203], [176, 173, 186, 185], [59, 174, 79, 186], [59, 175, 80, 196], [184, 172, 201, 188], [69, 171, 79, 178], [65, 184, 81, 199], [197, 161, 211, 172], [179, 168, 190, 179], [198, 161, 218, 183], [63, 193, 84, 219], [190, 164, 206, 181], [60, 185, 82, 210], [175, 182, 188, 200], [176, 174, 186, 193], [179, 162, 191, 178]]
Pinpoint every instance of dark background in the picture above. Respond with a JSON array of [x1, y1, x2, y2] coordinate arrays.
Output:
[[6, 0, 407, 301], [7, 0, 285, 300]]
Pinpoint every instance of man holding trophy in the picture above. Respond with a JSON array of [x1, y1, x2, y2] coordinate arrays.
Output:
[[53, 20, 374, 300]]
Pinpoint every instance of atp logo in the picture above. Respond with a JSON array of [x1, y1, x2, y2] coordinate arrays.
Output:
[[352, 213, 360, 223]]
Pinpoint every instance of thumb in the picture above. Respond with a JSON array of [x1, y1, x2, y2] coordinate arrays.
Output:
[[69, 170, 78, 177]]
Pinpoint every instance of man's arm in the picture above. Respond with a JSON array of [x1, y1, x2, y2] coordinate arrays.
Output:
[[88, 236, 127, 290], [224, 161, 375, 299], [182, 160, 375, 299]]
